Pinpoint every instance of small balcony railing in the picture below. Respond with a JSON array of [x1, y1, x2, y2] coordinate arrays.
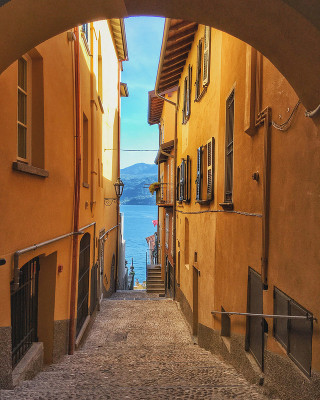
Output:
[[156, 183, 174, 206]]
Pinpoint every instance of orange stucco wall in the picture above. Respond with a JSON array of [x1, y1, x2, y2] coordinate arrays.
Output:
[[0, 20, 122, 336], [166, 24, 320, 372]]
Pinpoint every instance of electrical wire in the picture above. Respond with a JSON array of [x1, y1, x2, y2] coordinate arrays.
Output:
[[271, 100, 301, 131], [104, 149, 158, 151]]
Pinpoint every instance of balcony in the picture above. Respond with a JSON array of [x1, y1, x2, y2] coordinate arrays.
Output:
[[156, 183, 174, 207]]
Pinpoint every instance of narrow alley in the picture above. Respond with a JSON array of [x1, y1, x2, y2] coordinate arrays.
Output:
[[1, 292, 272, 400]]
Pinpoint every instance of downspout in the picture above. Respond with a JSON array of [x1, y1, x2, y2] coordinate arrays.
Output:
[[256, 107, 272, 288], [154, 18, 178, 298], [90, 23, 97, 213], [172, 104, 178, 299], [115, 60, 121, 292], [69, 25, 81, 355]]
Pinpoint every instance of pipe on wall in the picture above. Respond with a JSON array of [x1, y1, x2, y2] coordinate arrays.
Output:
[[69, 25, 82, 355], [115, 59, 121, 292], [255, 107, 272, 288], [90, 23, 97, 212]]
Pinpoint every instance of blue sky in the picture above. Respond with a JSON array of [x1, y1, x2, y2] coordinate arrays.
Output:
[[120, 17, 164, 169]]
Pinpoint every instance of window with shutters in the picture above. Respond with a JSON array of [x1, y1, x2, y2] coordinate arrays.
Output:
[[14, 53, 46, 176], [223, 89, 235, 206], [273, 287, 313, 377], [195, 137, 215, 203], [177, 156, 191, 202], [182, 65, 192, 124], [195, 26, 211, 102]]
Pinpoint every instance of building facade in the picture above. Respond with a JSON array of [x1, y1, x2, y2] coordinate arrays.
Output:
[[0, 19, 128, 388], [150, 19, 320, 400]]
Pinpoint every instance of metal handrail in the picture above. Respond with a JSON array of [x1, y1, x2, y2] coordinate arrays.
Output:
[[211, 310, 317, 322], [100, 224, 119, 240]]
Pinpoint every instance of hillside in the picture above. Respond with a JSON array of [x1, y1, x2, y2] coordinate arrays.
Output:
[[120, 163, 158, 205]]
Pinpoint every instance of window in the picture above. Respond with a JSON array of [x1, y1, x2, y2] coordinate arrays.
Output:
[[165, 213, 169, 249], [14, 52, 46, 174], [224, 89, 235, 204], [195, 137, 215, 203], [81, 24, 91, 54], [273, 287, 313, 377], [195, 26, 211, 101], [182, 65, 192, 124], [177, 156, 191, 202], [82, 24, 89, 42], [17, 57, 29, 161]]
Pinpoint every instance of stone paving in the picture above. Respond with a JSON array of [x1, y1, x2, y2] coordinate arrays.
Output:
[[0, 291, 273, 400]]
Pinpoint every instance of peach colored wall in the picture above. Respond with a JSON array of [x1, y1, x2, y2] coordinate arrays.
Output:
[[171, 24, 320, 372], [0, 20, 122, 329]]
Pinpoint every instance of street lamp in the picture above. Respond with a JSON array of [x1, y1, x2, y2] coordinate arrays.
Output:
[[114, 177, 124, 198], [104, 177, 124, 206]]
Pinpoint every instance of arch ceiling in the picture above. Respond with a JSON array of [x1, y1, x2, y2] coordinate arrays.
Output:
[[0, 0, 319, 109]]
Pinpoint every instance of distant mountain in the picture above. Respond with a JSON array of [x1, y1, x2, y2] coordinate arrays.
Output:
[[121, 163, 158, 176], [120, 163, 158, 205]]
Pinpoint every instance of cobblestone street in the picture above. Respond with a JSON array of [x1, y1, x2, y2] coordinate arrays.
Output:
[[0, 291, 273, 400]]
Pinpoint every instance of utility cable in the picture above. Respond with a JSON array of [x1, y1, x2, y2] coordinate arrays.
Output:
[[271, 100, 301, 131]]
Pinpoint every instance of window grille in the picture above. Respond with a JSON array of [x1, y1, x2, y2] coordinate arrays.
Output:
[[274, 287, 313, 376], [11, 257, 40, 367], [77, 233, 90, 336]]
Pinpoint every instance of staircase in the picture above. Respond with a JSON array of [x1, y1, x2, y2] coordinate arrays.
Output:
[[146, 264, 165, 296]]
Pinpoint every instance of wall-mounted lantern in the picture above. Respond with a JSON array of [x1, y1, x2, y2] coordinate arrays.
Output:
[[104, 177, 124, 206]]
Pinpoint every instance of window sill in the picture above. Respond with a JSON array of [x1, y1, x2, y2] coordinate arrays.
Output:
[[83, 182, 90, 189], [12, 161, 49, 178], [219, 202, 234, 211], [195, 199, 210, 205]]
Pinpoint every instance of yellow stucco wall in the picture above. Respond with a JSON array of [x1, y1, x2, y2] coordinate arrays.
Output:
[[0, 20, 121, 336], [172, 24, 320, 371]]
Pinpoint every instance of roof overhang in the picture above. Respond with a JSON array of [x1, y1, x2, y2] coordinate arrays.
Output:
[[120, 82, 129, 97], [154, 140, 175, 164], [156, 19, 198, 94], [148, 90, 164, 125], [148, 86, 178, 125], [109, 18, 128, 61]]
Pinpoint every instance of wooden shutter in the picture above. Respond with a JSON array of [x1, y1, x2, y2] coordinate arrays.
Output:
[[176, 166, 180, 201], [182, 77, 187, 123], [196, 147, 202, 200], [202, 26, 211, 86], [186, 65, 191, 118], [207, 137, 215, 201], [186, 155, 191, 202], [179, 160, 185, 201], [195, 41, 202, 99]]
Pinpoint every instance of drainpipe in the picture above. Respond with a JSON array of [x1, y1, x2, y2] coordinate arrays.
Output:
[[172, 104, 178, 299], [90, 23, 97, 213], [69, 25, 81, 355], [255, 107, 272, 288], [154, 18, 178, 298], [115, 60, 121, 292]]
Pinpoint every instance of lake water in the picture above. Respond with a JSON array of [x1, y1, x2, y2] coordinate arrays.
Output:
[[120, 205, 158, 284]]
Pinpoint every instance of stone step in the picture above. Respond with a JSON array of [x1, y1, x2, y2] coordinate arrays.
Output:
[[147, 277, 164, 283]]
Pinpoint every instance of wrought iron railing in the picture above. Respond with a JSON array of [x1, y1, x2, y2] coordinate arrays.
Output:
[[11, 257, 40, 367]]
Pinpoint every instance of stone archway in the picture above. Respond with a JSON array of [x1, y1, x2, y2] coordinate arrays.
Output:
[[0, 0, 319, 109]]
